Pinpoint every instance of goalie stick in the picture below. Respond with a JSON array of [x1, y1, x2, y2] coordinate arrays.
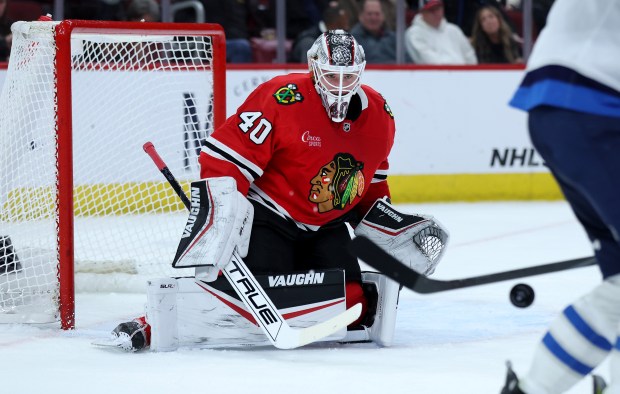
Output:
[[143, 141, 362, 349], [350, 236, 597, 294]]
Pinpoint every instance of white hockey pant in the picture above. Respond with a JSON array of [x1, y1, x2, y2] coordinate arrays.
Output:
[[520, 273, 620, 394]]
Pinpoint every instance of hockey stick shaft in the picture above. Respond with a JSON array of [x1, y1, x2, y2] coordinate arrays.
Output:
[[351, 236, 597, 294], [143, 141, 361, 348], [143, 142, 192, 210]]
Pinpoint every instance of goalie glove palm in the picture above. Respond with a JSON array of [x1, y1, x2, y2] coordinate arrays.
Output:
[[172, 177, 253, 281], [354, 197, 449, 276]]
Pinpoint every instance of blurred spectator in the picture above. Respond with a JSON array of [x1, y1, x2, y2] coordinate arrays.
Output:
[[410, 1, 515, 38], [504, 0, 555, 32], [338, 0, 360, 28], [290, 2, 350, 63], [126, 0, 160, 22], [300, 0, 326, 26], [439, 0, 485, 37], [0, 0, 11, 61], [247, 0, 316, 40], [470, 5, 522, 63], [405, 0, 477, 64], [379, 0, 398, 31], [351, 0, 401, 63], [199, 0, 253, 64], [338, 0, 396, 32], [97, 0, 125, 21]]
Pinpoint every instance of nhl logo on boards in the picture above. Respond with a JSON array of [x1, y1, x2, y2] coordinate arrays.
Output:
[[343, 122, 351, 132]]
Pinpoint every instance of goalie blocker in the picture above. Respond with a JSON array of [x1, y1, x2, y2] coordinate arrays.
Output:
[[172, 177, 253, 282]]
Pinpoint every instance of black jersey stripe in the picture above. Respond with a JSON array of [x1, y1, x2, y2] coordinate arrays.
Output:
[[248, 187, 316, 232], [373, 173, 388, 181], [204, 140, 261, 181]]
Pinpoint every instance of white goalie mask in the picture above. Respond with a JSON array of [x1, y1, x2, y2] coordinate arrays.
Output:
[[307, 30, 366, 123]]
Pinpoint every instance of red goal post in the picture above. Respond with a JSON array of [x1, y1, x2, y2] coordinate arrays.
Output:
[[0, 20, 226, 329]]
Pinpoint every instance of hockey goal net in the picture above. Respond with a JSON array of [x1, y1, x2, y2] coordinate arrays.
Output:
[[0, 20, 226, 329]]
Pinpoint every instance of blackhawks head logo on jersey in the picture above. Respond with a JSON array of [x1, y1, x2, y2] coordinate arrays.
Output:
[[309, 153, 365, 213]]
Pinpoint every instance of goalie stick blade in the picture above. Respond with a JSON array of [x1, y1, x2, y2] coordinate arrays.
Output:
[[275, 303, 362, 349], [224, 251, 362, 349], [350, 236, 597, 294]]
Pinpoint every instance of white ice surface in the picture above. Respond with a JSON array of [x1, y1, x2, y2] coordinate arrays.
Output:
[[0, 201, 609, 394]]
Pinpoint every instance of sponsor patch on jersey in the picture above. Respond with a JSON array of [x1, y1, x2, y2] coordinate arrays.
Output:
[[301, 130, 321, 147], [273, 83, 304, 105], [308, 153, 365, 213]]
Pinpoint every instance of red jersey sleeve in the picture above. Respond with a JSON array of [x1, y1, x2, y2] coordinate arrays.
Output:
[[199, 80, 281, 195]]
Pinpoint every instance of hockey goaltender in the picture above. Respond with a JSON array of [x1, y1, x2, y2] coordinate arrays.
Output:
[[96, 30, 448, 352]]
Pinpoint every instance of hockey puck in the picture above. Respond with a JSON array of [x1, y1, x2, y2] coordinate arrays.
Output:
[[509, 283, 535, 308]]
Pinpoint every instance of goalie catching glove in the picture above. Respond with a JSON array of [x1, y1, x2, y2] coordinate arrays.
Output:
[[172, 177, 253, 282], [354, 197, 449, 275]]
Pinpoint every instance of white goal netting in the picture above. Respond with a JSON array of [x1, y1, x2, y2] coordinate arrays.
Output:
[[0, 20, 225, 325]]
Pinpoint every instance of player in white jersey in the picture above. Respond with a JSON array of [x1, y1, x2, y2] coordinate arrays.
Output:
[[503, 1, 620, 393]]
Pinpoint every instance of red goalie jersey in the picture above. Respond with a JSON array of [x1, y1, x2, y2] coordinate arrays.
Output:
[[200, 72, 395, 230]]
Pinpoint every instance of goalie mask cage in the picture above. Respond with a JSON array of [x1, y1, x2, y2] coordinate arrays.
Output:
[[0, 20, 226, 329]]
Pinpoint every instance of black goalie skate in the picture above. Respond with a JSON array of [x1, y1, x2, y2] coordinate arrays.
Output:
[[92, 317, 150, 352]]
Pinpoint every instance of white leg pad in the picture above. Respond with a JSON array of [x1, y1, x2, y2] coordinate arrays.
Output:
[[146, 273, 348, 350], [342, 272, 400, 346], [146, 278, 179, 352], [363, 272, 400, 347]]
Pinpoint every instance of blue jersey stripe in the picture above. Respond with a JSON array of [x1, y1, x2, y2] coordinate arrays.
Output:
[[616, 337, 620, 351], [564, 306, 613, 351], [543, 333, 593, 376], [510, 65, 620, 118], [511, 80, 620, 118], [519, 65, 620, 97]]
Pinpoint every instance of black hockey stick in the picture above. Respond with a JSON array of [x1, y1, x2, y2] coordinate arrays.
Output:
[[143, 142, 191, 209], [143, 141, 361, 349], [350, 236, 597, 294]]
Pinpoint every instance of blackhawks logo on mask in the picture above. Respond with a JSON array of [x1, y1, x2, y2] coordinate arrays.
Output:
[[273, 83, 304, 105], [308, 153, 365, 213]]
